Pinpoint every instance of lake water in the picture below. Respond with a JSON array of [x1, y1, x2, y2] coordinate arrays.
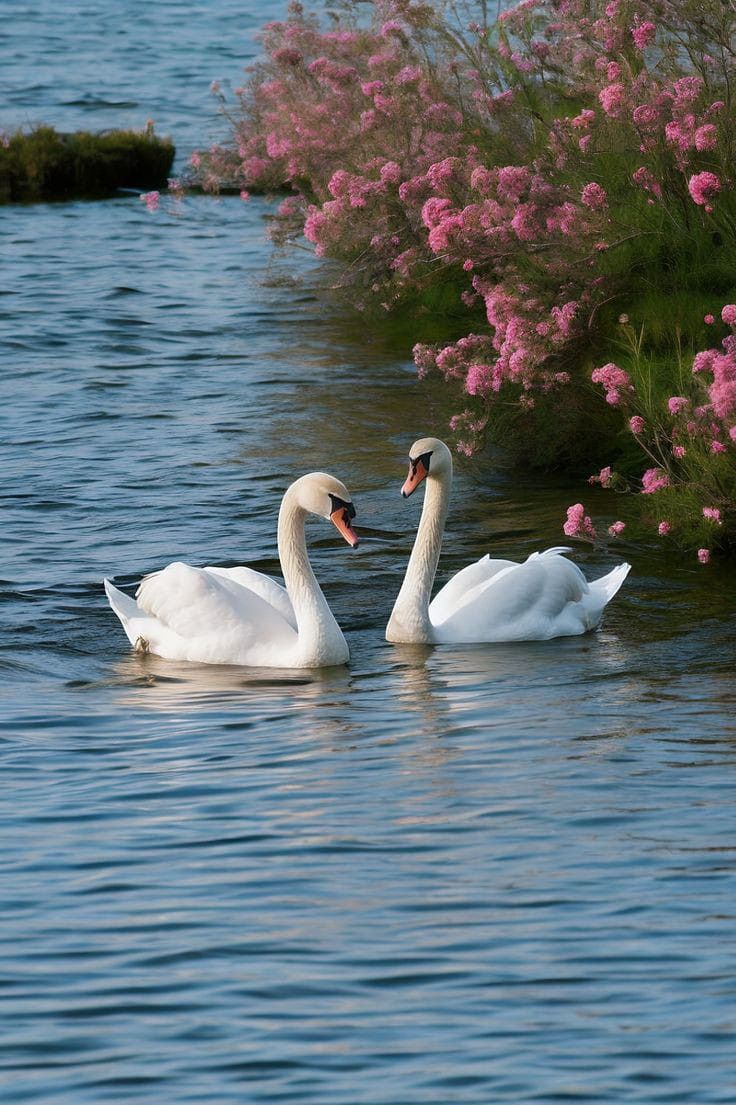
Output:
[[2, 4, 736, 1102]]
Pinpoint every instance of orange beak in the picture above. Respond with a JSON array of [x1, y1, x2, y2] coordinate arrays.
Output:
[[401, 457, 429, 497], [330, 506, 359, 547]]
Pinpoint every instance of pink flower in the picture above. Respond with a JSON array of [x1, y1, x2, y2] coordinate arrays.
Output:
[[465, 363, 495, 395], [721, 304, 736, 326], [632, 166, 662, 200], [608, 521, 626, 537], [239, 190, 250, 202], [703, 507, 722, 524], [694, 124, 717, 151], [673, 445, 686, 459], [688, 171, 721, 207], [140, 190, 160, 212], [379, 161, 401, 185], [589, 465, 613, 487], [693, 349, 718, 375], [497, 165, 531, 202], [632, 104, 658, 128], [631, 21, 656, 48], [591, 362, 633, 406], [599, 83, 626, 118], [658, 521, 671, 536], [563, 503, 597, 540], [629, 415, 645, 434], [420, 197, 453, 228], [710, 440, 726, 453], [667, 396, 688, 415], [697, 548, 711, 564], [674, 76, 704, 103], [704, 314, 715, 325], [641, 467, 670, 494], [580, 182, 607, 210]]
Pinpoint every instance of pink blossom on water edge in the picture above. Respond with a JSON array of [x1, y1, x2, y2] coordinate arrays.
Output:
[[608, 520, 626, 537], [239, 190, 250, 202], [465, 363, 495, 395], [658, 521, 671, 536], [588, 465, 613, 487], [563, 503, 597, 540], [697, 548, 711, 564], [140, 191, 160, 212]]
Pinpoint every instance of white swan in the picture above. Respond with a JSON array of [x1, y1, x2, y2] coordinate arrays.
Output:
[[386, 437, 630, 644], [104, 472, 358, 668]]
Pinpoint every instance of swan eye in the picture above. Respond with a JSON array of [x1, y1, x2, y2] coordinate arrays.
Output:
[[410, 450, 433, 475], [329, 494, 356, 520]]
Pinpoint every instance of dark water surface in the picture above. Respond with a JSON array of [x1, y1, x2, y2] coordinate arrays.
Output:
[[3, 4, 736, 1103]]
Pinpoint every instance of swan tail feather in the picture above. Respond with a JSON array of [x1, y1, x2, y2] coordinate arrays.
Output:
[[590, 561, 631, 604], [104, 579, 141, 645]]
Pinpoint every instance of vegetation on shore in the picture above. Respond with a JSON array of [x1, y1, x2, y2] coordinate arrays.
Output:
[[191, 1, 736, 555], [0, 125, 174, 203]]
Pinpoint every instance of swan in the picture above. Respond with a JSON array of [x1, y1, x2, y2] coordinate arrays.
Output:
[[386, 437, 630, 645], [104, 472, 358, 668]]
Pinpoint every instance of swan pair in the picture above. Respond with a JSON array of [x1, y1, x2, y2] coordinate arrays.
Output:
[[105, 437, 630, 668]]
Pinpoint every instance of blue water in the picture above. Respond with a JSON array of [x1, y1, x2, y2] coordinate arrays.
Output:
[[2, 4, 736, 1102]]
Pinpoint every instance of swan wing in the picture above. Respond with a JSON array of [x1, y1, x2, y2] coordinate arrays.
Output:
[[432, 548, 599, 642], [134, 562, 297, 657], [203, 565, 296, 629], [429, 555, 517, 624]]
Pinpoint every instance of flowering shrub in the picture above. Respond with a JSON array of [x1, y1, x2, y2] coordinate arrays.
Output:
[[198, 0, 736, 554], [585, 310, 736, 559]]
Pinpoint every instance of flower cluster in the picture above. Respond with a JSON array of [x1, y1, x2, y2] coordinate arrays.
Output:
[[200, 0, 736, 554]]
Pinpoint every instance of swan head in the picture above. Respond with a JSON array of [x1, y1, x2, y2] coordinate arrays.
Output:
[[401, 437, 452, 497], [292, 472, 359, 547]]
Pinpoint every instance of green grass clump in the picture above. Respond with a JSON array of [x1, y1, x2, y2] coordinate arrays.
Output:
[[0, 126, 175, 203]]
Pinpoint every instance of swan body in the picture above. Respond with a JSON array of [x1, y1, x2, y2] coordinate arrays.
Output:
[[386, 438, 630, 645], [104, 472, 358, 668]]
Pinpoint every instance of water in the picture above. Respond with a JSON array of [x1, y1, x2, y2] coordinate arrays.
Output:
[[3, 4, 736, 1102]]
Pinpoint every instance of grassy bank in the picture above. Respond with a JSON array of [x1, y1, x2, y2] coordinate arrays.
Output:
[[0, 125, 175, 203]]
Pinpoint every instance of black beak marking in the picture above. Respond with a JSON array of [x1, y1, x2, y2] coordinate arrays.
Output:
[[329, 494, 356, 520], [409, 450, 433, 476]]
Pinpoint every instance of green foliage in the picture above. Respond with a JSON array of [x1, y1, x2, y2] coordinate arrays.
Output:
[[0, 126, 175, 203]]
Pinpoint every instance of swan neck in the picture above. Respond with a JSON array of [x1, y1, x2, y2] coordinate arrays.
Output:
[[388, 469, 451, 641], [278, 489, 344, 657]]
